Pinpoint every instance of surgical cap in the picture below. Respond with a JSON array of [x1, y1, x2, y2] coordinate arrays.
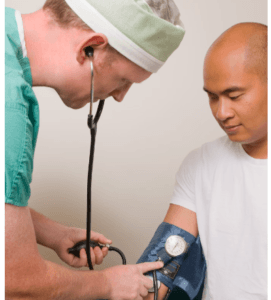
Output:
[[145, 0, 185, 27], [65, 0, 185, 73]]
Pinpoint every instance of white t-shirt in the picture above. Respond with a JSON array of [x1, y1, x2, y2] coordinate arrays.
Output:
[[170, 136, 267, 300]]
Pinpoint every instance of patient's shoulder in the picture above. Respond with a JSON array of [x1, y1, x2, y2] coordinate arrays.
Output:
[[182, 135, 237, 172]]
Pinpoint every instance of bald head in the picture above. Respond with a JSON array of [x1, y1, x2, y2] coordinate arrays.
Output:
[[203, 23, 268, 155], [205, 22, 267, 82]]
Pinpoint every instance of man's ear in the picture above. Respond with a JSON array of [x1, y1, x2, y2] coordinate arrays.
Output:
[[76, 33, 108, 64]]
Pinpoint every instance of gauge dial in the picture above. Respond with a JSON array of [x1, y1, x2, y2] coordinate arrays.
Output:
[[165, 235, 187, 257]]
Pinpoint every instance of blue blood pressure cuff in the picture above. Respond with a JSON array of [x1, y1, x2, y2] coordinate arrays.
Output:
[[137, 222, 206, 300], [171, 236, 206, 299]]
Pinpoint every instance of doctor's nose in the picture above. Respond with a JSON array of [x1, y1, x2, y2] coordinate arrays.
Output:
[[111, 82, 133, 102]]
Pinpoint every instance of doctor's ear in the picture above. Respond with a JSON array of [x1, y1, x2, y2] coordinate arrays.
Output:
[[76, 34, 108, 64]]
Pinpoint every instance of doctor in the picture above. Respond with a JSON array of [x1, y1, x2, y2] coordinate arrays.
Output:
[[5, 0, 185, 299]]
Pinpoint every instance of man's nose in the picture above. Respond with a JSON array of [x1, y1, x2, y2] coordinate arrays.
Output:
[[111, 83, 133, 102], [215, 98, 234, 121]]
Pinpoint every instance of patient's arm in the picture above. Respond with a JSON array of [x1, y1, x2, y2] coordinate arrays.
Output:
[[144, 204, 198, 300], [164, 204, 198, 237]]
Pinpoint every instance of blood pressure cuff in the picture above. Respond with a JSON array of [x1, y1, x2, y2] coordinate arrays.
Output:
[[170, 236, 206, 299], [137, 222, 206, 300]]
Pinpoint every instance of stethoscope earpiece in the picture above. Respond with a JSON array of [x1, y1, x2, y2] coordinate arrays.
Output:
[[85, 46, 94, 58]]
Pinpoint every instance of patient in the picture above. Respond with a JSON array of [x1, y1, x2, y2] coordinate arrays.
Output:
[[139, 22, 267, 300]]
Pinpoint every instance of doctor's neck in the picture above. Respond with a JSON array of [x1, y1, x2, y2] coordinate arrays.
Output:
[[22, 9, 91, 89]]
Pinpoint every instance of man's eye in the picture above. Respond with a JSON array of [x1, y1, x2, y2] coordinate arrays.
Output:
[[229, 94, 242, 100]]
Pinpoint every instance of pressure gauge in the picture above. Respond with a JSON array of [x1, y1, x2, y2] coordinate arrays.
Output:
[[165, 235, 188, 257]]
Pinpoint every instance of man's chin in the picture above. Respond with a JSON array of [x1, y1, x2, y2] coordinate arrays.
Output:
[[61, 95, 106, 109], [59, 94, 86, 110], [226, 134, 255, 145], [226, 132, 247, 143], [67, 101, 88, 110]]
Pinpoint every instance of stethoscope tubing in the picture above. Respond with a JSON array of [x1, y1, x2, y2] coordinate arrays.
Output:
[[86, 57, 106, 270], [86, 100, 105, 270], [84, 57, 157, 300]]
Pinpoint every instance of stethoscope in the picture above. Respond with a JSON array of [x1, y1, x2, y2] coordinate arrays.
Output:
[[68, 46, 159, 300], [68, 47, 126, 268]]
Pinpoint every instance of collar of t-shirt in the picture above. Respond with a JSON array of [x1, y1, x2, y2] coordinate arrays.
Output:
[[237, 142, 267, 166]]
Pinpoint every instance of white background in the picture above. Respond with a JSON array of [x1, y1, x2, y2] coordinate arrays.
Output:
[[5, 0, 267, 270]]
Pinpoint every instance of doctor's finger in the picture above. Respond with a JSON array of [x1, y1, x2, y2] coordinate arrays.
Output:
[[91, 231, 112, 244], [90, 247, 96, 267], [138, 261, 164, 274], [82, 248, 96, 267], [142, 276, 153, 290], [139, 285, 149, 298], [93, 246, 104, 265], [78, 248, 88, 266], [102, 246, 109, 257]]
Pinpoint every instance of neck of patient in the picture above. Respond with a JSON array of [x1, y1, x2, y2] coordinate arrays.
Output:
[[242, 135, 268, 159]]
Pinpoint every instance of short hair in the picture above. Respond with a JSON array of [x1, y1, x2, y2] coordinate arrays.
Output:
[[43, 0, 91, 31], [245, 25, 268, 82]]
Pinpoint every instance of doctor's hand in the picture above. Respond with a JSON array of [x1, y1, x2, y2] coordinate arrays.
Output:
[[143, 282, 168, 300], [53, 227, 112, 268], [102, 261, 164, 300]]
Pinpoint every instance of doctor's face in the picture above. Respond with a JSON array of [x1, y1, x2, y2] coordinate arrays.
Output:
[[59, 47, 152, 109], [203, 48, 267, 147]]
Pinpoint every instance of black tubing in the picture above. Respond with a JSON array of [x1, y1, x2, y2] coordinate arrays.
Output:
[[85, 99, 127, 271], [86, 123, 96, 270], [108, 246, 127, 265], [86, 100, 105, 270], [94, 100, 105, 124]]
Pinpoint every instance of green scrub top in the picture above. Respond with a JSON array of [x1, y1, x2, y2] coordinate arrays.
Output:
[[5, 7, 40, 206]]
